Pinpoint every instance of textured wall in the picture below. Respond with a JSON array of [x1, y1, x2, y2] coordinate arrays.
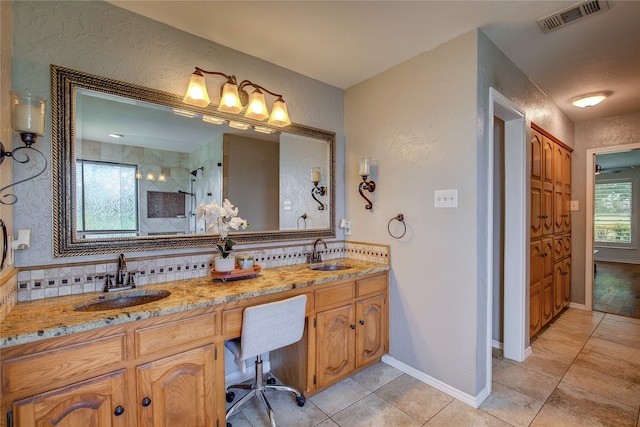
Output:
[[12, 1, 344, 266], [572, 111, 640, 303], [345, 29, 575, 401], [346, 31, 480, 396]]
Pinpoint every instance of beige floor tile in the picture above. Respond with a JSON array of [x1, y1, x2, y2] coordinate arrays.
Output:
[[310, 377, 371, 416], [492, 359, 559, 401], [530, 334, 583, 363], [425, 400, 511, 427], [226, 410, 253, 427], [315, 419, 339, 427], [535, 325, 591, 348], [239, 388, 328, 427], [547, 320, 597, 340], [530, 404, 601, 427], [583, 336, 640, 368], [331, 393, 422, 427], [594, 321, 640, 349], [374, 374, 453, 423], [574, 348, 640, 384], [512, 349, 572, 379], [604, 313, 640, 327], [545, 383, 638, 427], [350, 361, 403, 391], [562, 364, 640, 409], [479, 382, 544, 427]]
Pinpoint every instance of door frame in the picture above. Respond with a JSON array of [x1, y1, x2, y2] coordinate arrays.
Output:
[[487, 88, 528, 378], [585, 142, 640, 311]]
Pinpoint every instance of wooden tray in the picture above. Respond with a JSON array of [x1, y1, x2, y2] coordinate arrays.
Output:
[[211, 264, 261, 282]]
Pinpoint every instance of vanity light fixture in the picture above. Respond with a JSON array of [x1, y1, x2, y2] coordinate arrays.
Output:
[[183, 67, 291, 127], [310, 167, 326, 210], [358, 157, 376, 210], [253, 126, 276, 134], [0, 92, 48, 205], [571, 91, 610, 108], [228, 121, 250, 131]]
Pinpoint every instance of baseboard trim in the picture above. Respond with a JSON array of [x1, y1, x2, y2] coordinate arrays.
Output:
[[381, 355, 487, 408], [568, 302, 587, 310], [491, 339, 503, 350]]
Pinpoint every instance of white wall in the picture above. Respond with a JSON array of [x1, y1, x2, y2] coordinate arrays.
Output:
[[11, 1, 344, 266]]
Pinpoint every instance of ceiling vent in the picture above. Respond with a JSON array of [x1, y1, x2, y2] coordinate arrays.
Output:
[[537, 0, 609, 33]]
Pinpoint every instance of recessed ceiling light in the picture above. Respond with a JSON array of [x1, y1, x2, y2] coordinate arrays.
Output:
[[108, 133, 124, 138], [571, 92, 610, 108]]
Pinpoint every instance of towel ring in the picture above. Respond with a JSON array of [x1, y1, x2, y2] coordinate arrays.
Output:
[[387, 213, 406, 239]]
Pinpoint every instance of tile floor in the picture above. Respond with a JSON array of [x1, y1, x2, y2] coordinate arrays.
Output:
[[593, 261, 640, 319], [226, 308, 640, 426]]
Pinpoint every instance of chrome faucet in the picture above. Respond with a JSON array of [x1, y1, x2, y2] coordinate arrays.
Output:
[[116, 253, 127, 285], [308, 238, 328, 263]]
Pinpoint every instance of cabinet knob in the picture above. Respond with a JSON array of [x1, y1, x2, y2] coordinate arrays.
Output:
[[359, 320, 365, 325], [350, 324, 356, 330], [142, 397, 152, 407], [114, 406, 125, 416]]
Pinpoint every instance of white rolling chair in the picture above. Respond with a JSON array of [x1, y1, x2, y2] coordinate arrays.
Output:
[[225, 294, 307, 427]]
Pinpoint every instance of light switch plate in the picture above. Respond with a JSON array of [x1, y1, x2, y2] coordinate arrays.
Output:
[[435, 189, 458, 208], [284, 200, 292, 211]]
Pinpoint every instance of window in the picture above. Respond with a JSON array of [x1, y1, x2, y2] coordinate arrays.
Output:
[[76, 160, 139, 237], [594, 179, 633, 246]]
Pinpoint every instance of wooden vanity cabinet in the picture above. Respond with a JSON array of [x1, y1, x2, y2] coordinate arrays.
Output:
[[2, 270, 390, 426], [314, 273, 388, 391], [1, 308, 222, 427]]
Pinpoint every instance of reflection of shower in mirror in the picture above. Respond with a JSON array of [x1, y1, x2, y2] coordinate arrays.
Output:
[[185, 167, 204, 234], [190, 166, 204, 177]]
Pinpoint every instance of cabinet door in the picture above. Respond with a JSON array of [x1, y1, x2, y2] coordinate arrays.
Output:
[[563, 233, 571, 258], [355, 295, 385, 368], [530, 241, 542, 336], [13, 370, 130, 427], [563, 148, 572, 194], [530, 182, 543, 238], [562, 257, 571, 307], [562, 193, 571, 231], [541, 238, 554, 327], [316, 304, 355, 388], [530, 282, 542, 337], [553, 261, 565, 316], [553, 189, 564, 233], [137, 345, 216, 427], [530, 130, 543, 182]]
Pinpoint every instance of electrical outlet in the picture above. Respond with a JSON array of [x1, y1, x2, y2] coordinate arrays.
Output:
[[570, 200, 579, 211]]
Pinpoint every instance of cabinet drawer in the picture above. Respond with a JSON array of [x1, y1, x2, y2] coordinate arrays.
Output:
[[316, 283, 354, 309], [356, 274, 387, 297], [222, 307, 243, 338], [2, 334, 126, 394], [135, 313, 216, 357]]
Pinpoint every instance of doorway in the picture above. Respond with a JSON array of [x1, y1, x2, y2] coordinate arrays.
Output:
[[585, 144, 640, 314], [485, 88, 528, 399]]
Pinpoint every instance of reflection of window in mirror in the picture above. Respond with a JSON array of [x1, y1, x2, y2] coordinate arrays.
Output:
[[76, 160, 138, 238]]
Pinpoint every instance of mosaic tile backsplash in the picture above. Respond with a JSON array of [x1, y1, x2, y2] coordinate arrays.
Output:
[[16, 241, 389, 302]]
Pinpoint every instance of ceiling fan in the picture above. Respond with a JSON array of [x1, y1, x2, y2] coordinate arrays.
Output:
[[595, 164, 640, 174]]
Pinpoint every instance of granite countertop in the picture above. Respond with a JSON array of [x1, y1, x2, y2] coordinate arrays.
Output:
[[1, 259, 389, 349]]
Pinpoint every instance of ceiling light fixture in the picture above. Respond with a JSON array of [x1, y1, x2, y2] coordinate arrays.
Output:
[[571, 92, 609, 108], [183, 67, 291, 128]]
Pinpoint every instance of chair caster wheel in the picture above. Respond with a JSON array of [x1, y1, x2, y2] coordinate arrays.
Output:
[[227, 423, 232, 427], [267, 377, 276, 385], [226, 391, 235, 403], [296, 395, 306, 407]]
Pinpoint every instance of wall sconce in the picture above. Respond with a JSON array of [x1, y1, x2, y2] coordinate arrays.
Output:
[[358, 157, 376, 210], [183, 67, 291, 127], [310, 167, 326, 210], [0, 92, 48, 205]]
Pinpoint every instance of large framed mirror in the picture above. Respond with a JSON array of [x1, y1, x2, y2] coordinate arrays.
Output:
[[51, 65, 335, 257]]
